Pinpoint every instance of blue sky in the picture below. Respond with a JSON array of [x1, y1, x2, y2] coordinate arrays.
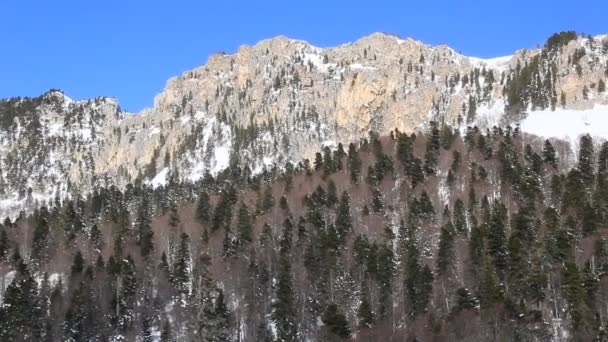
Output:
[[1, 0, 607, 112]]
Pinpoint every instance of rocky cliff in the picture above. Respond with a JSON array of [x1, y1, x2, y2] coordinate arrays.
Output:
[[1, 31, 607, 217]]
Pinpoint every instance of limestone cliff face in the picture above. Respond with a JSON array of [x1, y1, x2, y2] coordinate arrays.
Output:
[[1, 32, 607, 216]]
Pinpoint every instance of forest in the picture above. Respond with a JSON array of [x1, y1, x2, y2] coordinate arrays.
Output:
[[1, 121, 608, 341]]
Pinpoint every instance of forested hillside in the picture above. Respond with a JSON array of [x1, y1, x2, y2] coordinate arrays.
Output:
[[1, 121, 607, 341]]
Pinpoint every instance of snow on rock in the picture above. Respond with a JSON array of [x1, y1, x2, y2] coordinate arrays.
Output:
[[304, 51, 336, 73], [520, 104, 608, 143], [147, 168, 169, 188], [474, 99, 506, 129], [148, 126, 161, 137], [349, 63, 377, 72], [468, 55, 513, 72]]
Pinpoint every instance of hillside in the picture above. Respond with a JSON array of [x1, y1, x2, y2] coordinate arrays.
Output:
[[1, 122, 608, 341], [0, 31, 607, 219]]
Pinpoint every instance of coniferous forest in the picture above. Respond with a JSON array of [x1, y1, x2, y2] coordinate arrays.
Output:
[[1, 122, 608, 341]]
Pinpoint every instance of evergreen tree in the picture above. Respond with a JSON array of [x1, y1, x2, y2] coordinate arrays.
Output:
[[272, 221, 298, 341], [453, 199, 467, 234], [0, 261, 38, 341], [168, 201, 180, 228], [321, 304, 351, 340], [261, 186, 275, 213], [196, 192, 212, 225], [542, 139, 558, 168], [436, 221, 455, 276], [173, 233, 191, 296], [236, 204, 253, 244], [479, 257, 503, 307], [578, 134, 595, 190], [0, 228, 8, 261], [137, 196, 154, 257], [71, 250, 85, 274], [347, 143, 361, 183], [335, 191, 352, 243], [487, 202, 508, 275], [357, 280, 374, 328]]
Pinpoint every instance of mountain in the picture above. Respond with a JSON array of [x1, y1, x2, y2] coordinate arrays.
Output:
[[1, 31, 607, 218], [1, 30, 608, 341]]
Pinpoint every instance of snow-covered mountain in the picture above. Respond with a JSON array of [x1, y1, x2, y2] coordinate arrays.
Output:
[[1, 31, 607, 217]]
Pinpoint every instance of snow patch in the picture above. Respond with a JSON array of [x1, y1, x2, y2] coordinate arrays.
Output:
[[468, 55, 512, 72], [520, 104, 608, 143], [304, 51, 337, 73], [349, 63, 377, 72], [148, 168, 169, 188], [474, 99, 506, 129], [148, 126, 161, 137]]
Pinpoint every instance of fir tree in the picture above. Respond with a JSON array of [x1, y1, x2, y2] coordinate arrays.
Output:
[[357, 280, 374, 328], [321, 304, 351, 339], [237, 204, 253, 244], [334, 191, 352, 243], [137, 196, 154, 257], [173, 233, 191, 296], [543, 139, 558, 168], [196, 192, 212, 225], [347, 143, 361, 183]]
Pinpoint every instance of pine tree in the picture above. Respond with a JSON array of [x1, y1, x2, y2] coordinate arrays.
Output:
[[487, 202, 508, 275], [453, 199, 467, 234], [212, 290, 232, 341], [0, 228, 8, 261], [168, 201, 180, 228], [314, 152, 324, 171], [436, 221, 455, 276], [272, 255, 297, 341], [137, 196, 154, 257], [321, 303, 351, 339], [236, 204, 253, 244], [479, 257, 503, 307], [327, 180, 338, 207], [371, 187, 383, 213], [0, 261, 38, 341], [173, 233, 191, 296], [578, 134, 595, 190], [31, 206, 50, 262], [261, 186, 275, 213], [542, 139, 558, 168], [357, 280, 374, 328], [71, 250, 85, 274], [335, 191, 352, 243], [347, 143, 361, 183], [196, 192, 212, 225], [454, 288, 478, 313]]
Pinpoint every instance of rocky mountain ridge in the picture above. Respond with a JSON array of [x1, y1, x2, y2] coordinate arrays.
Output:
[[1, 31, 607, 217]]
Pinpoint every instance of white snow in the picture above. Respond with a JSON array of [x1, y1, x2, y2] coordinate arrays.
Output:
[[321, 140, 336, 148], [194, 111, 206, 121], [520, 104, 608, 143], [349, 63, 377, 72], [474, 99, 506, 129], [148, 168, 169, 188], [179, 116, 191, 126], [212, 146, 230, 173], [303, 51, 337, 73], [148, 126, 161, 137], [468, 55, 512, 72]]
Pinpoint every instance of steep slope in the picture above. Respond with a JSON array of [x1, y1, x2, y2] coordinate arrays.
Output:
[[1, 126, 608, 341], [1, 31, 607, 218]]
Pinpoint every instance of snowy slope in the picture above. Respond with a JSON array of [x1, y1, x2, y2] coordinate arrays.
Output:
[[520, 104, 608, 143]]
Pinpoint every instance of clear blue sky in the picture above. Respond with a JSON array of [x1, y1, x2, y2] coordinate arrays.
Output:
[[1, 0, 607, 112]]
